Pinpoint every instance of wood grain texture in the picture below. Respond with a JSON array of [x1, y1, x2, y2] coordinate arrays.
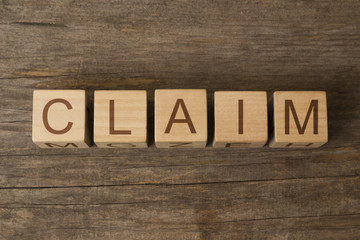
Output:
[[0, 0, 359, 239]]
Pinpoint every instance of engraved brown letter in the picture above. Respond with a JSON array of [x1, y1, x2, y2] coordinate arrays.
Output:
[[238, 100, 243, 134], [44, 143, 78, 148], [109, 100, 131, 135], [43, 99, 73, 134], [285, 100, 318, 135], [165, 99, 196, 133]]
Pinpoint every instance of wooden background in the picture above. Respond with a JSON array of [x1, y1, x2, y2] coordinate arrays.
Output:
[[0, 0, 359, 239]]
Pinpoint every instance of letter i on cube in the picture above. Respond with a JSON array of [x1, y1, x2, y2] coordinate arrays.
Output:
[[213, 91, 268, 148]]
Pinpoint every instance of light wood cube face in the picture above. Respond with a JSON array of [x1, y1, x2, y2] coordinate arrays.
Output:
[[94, 90, 147, 148], [270, 91, 328, 148], [32, 90, 90, 148], [213, 91, 268, 148], [155, 89, 207, 148]]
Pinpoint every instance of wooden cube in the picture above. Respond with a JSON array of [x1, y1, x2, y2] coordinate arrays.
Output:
[[269, 91, 328, 148], [155, 89, 207, 148], [213, 91, 268, 148], [32, 90, 90, 148], [94, 90, 147, 148]]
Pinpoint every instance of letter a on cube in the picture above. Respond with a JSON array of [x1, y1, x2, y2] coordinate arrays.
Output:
[[32, 90, 90, 148], [270, 91, 328, 148], [213, 91, 268, 148], [155, 89, 207, 148], [94, 90, 147, 148]]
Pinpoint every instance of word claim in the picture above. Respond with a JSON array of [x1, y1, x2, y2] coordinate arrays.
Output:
[[32, 90, 328, 148]]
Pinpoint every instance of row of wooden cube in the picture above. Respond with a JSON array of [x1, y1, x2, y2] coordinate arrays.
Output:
[[32, 90, 328, 148]]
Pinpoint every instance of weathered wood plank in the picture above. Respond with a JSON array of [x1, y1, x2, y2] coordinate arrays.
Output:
[[0, 0, 359, 82], [0, 149, 358, 188], [0, 0, 359, 239], [0, 177, 359, 239], [1, 214, 359, 240], [0, 78, 359, 153]]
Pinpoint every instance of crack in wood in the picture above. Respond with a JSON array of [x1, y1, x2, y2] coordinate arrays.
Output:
[[0, 175, 358, 190], [11, 22, 68, 28]]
